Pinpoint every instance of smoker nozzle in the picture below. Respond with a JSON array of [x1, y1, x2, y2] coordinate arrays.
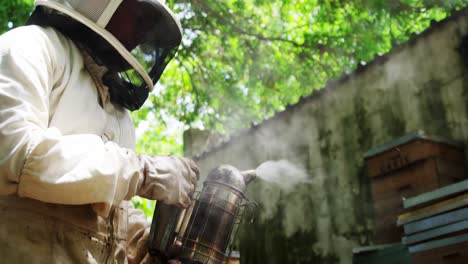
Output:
[[241, 169, 257, 185]]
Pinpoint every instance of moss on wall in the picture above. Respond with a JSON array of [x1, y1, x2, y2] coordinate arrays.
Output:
[[189, 13, 468, 264]]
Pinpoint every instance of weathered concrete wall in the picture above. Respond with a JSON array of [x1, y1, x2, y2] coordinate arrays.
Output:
[[185, 10, 468, 264]]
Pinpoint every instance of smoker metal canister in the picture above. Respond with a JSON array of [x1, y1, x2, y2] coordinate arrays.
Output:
[[175, 165, 256, 264], [148, 165, 256, 264], [148, 202, 182, 261], [176, 183, 244, 263]]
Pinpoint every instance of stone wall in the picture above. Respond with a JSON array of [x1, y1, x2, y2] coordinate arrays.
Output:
[[185, 10, 468, 264]]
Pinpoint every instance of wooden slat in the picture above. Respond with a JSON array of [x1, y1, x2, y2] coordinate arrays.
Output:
[[402, 220, 468, 245], [403, 179, 468, 209], [404, 207, 468, 235], [353, 243, 410, 264], [411, 240, 468, 264], [408, 233, 468, 253], [397, 193, 468, 226]]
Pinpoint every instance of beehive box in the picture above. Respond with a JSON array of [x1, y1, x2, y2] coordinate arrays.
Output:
[[410, 235, 468, 264], [364, 131, 466, 244], [397, 182, 468, 264], [352, 244, 410, 264]]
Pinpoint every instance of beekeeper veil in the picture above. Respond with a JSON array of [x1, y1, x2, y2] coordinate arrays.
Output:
[[29, 0, 182, 110]]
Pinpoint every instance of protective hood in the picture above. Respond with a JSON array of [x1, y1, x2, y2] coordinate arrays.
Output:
[[33, 0, 182, 110]]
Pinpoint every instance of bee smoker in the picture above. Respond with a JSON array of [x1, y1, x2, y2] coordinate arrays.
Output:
[[148, 165, 256, 264]]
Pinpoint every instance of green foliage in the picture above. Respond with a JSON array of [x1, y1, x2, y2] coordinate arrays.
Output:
[[0, 0, 33, 33], [132, 196, 156, 220], [131, 108, 184, 156], [157, 0, 468, 133]]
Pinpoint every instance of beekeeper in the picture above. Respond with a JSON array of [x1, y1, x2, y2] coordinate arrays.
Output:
[[0, 0, 198, 263]]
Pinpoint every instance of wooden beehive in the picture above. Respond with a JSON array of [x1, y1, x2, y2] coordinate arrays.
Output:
[[397, 181, 468, 263], [410, 238, 468, 264], [364, 131, 466, 244]]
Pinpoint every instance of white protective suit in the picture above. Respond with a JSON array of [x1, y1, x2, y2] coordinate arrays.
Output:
[[0, 24, 154, 263]]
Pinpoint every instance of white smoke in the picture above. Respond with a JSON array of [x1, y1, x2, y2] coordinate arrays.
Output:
[[255, 160, 311, 192]]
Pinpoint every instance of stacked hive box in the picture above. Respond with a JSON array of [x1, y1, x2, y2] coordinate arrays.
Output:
[[352, 244, 410, 264], [398, 180, 468, 263], [364, 131, 466, 244]]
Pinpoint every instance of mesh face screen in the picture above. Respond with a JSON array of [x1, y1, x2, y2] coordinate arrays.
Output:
[[34, 0, 182, 110], [57, 0, 111, 22]]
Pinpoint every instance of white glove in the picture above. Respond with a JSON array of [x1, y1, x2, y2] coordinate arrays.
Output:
[[137, 155, 200, 208]]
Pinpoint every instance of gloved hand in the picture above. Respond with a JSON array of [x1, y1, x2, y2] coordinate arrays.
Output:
[[137, 155, 200, 208]]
